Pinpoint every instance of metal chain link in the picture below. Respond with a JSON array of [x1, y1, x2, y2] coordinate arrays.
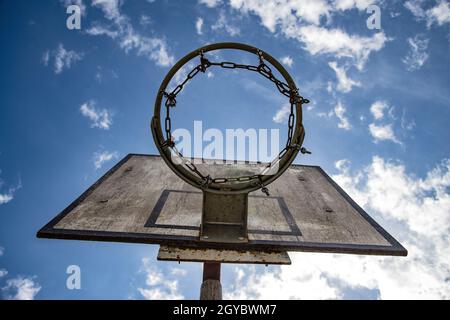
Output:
[[160, 50, 309, 190]]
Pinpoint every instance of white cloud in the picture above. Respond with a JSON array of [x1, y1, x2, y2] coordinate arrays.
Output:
[[427, 0, 450, 26], [230, 0, 380, 33], [2, 277, 41, 300], [404, 0, 426, 20], [369, 100, 404, 145], [335, 158, 351, 171], [296, 26, 389, 70], [328, 61, 361, 93], [226, 156, 450, 299], [85, 24, 119, 38], [196, 17, 204, 35], [0, 246, 41, 300], [170, 268, 188, 276], [334, 156, 450, 238], [42, 51, 50, 66], [199, 0, 222, 7], [326, 81, 333, 93], [370, 100, 389, 120], [402, 34, 429, 71], [54, 44, 83, 74], [88, 0, 174, 66], [272, 104, 290, 124], [137, 258, 184, 300], [229, 0, 389, 69], [334, 0, 376, 11], [123, 36, 174, 68], [317, 110, 334, 118], [0, 193, 13, 205], [405, 0, 450, 27], [211, 12, 240, 36], [80, 101, 112, 130], [139, 14, 152, 26], [401, 109, 416, 131], [334, 101, 351, 130], [369, 123, 401, 144], [43, 44, 83, 74], [93, 150, 118, 169], [0, 175, 22, 205], [91, 0, 121, 20], [280, 56, 294, 67], [226, 264, 340, 300], [286, 0, 332, 25], [230, 0, 331, 30]]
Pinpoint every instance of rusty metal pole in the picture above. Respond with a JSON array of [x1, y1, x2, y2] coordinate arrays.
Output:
[[200, 262, 222, 300]]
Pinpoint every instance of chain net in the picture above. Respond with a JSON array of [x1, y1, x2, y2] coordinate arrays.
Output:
[[160, 50, 309, 194]]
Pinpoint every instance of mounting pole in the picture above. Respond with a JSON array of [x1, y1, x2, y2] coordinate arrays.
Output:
[[200, 262, 222, 300]]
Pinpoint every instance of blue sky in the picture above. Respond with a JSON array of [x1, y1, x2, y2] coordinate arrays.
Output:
[[0, 0, 449, 299]]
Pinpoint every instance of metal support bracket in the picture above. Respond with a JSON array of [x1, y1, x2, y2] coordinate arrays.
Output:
[[200, 191, 249, 243]]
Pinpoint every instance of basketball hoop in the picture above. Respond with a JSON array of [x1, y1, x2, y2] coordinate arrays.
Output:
[[151, 42, 310, 243], [151, 42, 309, 196]]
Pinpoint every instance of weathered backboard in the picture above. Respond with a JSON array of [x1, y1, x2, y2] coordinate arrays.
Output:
[[37, 154, 407, 256]]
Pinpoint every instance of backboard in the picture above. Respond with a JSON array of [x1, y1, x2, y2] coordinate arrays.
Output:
[[37, 154, 407, 256]]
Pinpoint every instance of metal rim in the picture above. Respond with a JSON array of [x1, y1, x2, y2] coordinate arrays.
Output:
[[151, 42, 305, 194]]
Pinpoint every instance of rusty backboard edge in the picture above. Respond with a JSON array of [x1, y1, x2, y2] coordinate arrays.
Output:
[[36, 153, 136, 236], [315, 166, 407, 257], [37, 228, 406, 256], [36, 153, 407, 257]]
